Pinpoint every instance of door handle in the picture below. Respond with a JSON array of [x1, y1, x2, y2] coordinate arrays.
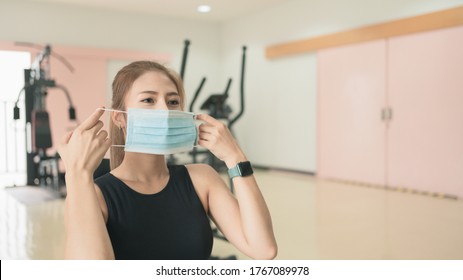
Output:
[[381, 107, 393, 122]]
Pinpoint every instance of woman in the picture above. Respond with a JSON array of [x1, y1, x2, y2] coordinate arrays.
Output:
[[58, 61, 277, 260]]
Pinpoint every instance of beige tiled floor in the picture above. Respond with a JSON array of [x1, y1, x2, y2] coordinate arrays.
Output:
[[1, 169, 462, 260]]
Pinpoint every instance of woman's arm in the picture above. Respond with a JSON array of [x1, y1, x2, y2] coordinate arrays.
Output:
[[64, 178, 114, 259], [194, 114, 278, 259], [59, 108, 114, 259]]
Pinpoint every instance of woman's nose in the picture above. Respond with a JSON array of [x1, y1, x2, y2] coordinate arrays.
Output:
[[155, 99, 169, 110]]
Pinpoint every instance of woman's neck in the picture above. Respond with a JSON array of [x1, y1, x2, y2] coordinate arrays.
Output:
[[114, 152, 169, 183]]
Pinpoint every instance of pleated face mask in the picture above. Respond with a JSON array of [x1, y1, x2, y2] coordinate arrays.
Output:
[[104, 108, 198, 155]]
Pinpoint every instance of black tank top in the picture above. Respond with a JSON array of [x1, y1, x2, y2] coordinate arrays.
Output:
[[95, 165, 213, 260]]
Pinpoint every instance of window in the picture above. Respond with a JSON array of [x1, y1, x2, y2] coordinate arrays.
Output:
[[0, 50, 30, 187]]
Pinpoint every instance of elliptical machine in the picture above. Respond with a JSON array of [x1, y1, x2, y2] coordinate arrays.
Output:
[[175, 40, 247, 175]]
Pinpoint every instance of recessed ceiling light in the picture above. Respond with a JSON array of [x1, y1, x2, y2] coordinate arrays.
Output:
[[197, 5, 211, 13]]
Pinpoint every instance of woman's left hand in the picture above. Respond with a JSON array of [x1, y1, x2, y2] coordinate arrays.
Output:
[[196, 114, 246, 167]]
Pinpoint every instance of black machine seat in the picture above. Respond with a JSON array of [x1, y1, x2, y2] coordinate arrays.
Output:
[[32, 110, 53, 149]]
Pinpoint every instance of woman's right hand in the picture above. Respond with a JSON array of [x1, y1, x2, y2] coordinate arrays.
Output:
[[58, 108, 111, 176]]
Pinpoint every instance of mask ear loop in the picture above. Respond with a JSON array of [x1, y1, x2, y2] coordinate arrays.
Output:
[[98, 108, 127, 114], [98, 108, 127, 148]]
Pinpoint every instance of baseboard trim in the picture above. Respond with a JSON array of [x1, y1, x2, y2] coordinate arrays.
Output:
[[325, 177, 459, 201], [252, 164, 316, 176]]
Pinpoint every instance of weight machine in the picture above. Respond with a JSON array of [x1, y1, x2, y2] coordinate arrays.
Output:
[[13, 44, 76, 194]]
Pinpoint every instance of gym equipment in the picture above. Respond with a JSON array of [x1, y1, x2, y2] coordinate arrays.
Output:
[[172, 40, 247, 175], [13, 44, 76, 194]]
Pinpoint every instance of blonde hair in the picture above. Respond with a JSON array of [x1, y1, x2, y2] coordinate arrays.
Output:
[[110, 61, 185, 170]]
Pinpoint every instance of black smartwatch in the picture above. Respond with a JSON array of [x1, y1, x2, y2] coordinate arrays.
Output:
[[228, 161, 254, 179]]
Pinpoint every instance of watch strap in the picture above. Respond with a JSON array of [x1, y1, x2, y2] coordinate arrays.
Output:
[[228, 165, 241, 179]]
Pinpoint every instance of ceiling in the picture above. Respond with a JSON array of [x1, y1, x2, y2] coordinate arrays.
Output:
[[25, 0, 290, 23]]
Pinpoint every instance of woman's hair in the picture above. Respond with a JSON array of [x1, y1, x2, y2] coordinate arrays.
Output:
[[110, 60, 185, 170]]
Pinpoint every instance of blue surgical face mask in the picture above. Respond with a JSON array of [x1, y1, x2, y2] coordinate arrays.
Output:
[[103, 108, 198, 155]]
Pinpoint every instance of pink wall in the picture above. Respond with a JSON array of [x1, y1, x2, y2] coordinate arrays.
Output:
[[47, 55, 107, 154], [0, 41, 170, 157]]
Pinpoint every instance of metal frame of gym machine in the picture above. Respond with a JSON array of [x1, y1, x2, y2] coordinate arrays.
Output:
[[13, 44, 76, 195]]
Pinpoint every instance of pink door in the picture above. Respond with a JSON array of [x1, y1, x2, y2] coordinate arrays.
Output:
[[318, 40, 386, 186], [388, 26, 463, 197]]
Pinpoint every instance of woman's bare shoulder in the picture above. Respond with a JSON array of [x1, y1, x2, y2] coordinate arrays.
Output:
[[185, 163, 226, 188], [185, 163, 216, 175]]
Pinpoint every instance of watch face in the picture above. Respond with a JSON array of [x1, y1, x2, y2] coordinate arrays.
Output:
[[238, 162, 253, 176]]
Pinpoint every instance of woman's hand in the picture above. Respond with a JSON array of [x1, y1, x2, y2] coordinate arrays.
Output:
[[196, 114, 247, 168], [58, 108, 111, 175]]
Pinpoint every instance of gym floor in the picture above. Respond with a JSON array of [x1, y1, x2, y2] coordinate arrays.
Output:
[[1, 169, 462, 260]]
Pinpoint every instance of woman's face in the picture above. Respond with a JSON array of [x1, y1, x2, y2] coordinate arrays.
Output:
[[124, 71, 182, 111]]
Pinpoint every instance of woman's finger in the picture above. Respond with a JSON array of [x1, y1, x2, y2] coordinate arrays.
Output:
[[197, 139, 210, 148], [198, 132, 212, 142], [195, 114, 222, 126], [89, 120, 104, 135], [80, 107, 105, 130], [198, 123, 216, 134], [96, 130, 109, 141], [95, 134, 111, 157]]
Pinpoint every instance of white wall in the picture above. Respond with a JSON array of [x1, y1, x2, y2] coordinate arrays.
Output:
[[0, 0, 222, 107], [220, 0, 463, 173]]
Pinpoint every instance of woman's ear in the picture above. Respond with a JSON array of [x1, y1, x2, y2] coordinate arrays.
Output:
[[112, 111, 126, 129]]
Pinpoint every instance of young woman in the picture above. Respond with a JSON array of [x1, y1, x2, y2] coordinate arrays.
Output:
[[58, 61, 277, 260]]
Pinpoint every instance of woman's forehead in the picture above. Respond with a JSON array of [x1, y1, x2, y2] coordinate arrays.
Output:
[[130, 71, 177, 93]]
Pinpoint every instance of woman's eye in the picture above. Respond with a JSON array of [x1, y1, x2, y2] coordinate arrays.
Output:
[[141, 98, 154, 103], [168, 100, 180, 106]]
